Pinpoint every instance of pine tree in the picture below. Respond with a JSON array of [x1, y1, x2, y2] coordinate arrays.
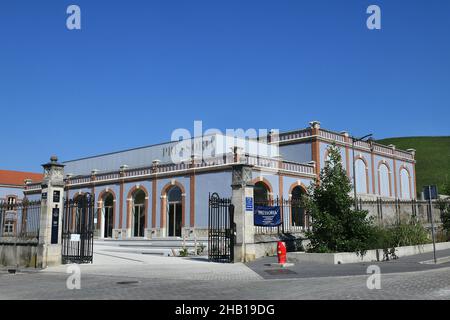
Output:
[[305, 144, 375, 254]]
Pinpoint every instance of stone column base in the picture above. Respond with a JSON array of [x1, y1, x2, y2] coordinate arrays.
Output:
[[37, 244, 62, 268], [112, 229, 127, 239], [233, 244, 256, 263]]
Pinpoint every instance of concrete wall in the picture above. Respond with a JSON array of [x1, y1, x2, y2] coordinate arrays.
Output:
[[288, 241, 450, 265], [0, 241, 38, 268]]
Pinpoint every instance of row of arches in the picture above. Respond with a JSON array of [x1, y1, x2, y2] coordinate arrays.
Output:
[[354, 158, 412, 199], [75, 178, 310, 238], [75, 182, 185, 238], [253, 179, 307, 228], [324, 150, 413, 199]]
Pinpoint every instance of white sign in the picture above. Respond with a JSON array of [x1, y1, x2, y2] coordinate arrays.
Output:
[[5, 211, 17, 221], [70, 234, 81, 242]]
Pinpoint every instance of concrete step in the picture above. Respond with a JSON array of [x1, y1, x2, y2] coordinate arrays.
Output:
[[95, 238, 207, 248], [96, 246, 207, 257]]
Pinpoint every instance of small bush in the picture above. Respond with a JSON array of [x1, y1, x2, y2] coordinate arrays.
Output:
[[179, 247, 189, 257], [439, 200, 450, 240], [196, 243, 206, 255], [367, 221, 430, 251]]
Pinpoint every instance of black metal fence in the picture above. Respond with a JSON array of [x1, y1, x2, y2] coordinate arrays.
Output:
[[62, 194, 95, 264], [208, 193, 234, 263], [254, 197, 309, 235], [253, 197, 449, 235], [0, 200, 41, 240], [357, 198, 447, 225]]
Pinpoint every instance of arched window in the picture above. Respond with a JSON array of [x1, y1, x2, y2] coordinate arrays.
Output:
[[167, 186, 182, 237], [400, 168, 411, 199], [378, 164, 391, 197], [102, 193, 114, 238], [72, 193, 92, 233], [355, 159, 368, 194], [254, 181, 270, 204], [291, 186, 305, 227], [132, 190, 146, 237]]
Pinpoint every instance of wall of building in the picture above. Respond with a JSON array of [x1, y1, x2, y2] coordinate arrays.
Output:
[[61, 170, 235, 235], [279, 142, 312, 163], [194, 171, 232, 228], [0, 186, 24, 200], [317, 141, 416, 200]]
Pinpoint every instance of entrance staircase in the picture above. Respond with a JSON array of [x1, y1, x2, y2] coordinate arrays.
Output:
[[94, 237, 208, 257]]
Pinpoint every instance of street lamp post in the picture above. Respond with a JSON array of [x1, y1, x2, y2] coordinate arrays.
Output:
[[350, 133, 373, 210]]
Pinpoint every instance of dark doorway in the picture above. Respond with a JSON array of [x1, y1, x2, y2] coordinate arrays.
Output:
[[133, 190, 146, 237], [167, 186, 182, 237], [103, 193, 114, 238], [291, 186, 305, 227], [254, 181, 270, 204]]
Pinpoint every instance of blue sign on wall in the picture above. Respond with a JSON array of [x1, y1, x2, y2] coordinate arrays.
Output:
[[254, 205, 281, 227], [423, 185, 438, 200], [245, 197, 253, 211], [51, 208, 60, 244]]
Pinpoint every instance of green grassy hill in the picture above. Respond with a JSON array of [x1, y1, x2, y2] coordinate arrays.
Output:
[[377, 136, 450, 196]]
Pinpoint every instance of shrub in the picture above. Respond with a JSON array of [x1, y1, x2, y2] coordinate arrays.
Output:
[[179, 247, 189, 257], [305, 145, 377, 256], [439, 200, 450, 239], [367, 221, 430, 251]]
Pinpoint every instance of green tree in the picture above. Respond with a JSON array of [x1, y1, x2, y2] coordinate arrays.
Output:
[[439, 200, 450, 241], [304, 144, 375, 255], [442, 178, 450, 196]]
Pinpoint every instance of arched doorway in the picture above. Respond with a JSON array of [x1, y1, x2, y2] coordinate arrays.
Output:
[[254, 181, 270, 205], [291, 186, 305, 227], [72, 193, 92, 233], [103, 193, 114, 238], [167, 186, 182, 237], [132, 190, 146, 237]]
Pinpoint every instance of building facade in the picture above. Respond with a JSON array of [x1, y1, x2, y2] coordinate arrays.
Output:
[[23, 121, 417, 240], [0, 170, 43, 237]]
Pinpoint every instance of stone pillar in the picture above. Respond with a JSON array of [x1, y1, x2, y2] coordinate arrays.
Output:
[[389, 145, 398, 198], [187, 155, 199, 238], [407, 149, 417, 199], [231, 164, 255, 262], [150, 160, 159, 238], [341, 131, 351, 178], [309, 121, 321, 178], [37, 156, 65, 268]]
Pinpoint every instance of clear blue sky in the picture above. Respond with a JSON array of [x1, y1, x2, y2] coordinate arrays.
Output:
[[1, 0, 449, 172]]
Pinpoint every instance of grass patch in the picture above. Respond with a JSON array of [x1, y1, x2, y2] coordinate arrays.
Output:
[[377, 136, 450, 195]]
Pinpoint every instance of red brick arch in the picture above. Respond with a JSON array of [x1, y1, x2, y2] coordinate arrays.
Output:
[[72, 191, 86, 200], [288, 181, 307, 198], [251, 177, 274, 198]]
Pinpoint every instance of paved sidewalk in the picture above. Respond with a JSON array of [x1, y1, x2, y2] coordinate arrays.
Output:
[[1, 244, 449, 300], [247, 248, 450, 279]]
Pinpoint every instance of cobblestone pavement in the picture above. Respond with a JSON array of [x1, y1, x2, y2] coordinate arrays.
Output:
[[1, 244, 450, 300]]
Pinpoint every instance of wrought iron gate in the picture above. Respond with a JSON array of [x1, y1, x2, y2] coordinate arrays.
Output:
[[208, 193, 234, 263], [62, 193, 95, 264]]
